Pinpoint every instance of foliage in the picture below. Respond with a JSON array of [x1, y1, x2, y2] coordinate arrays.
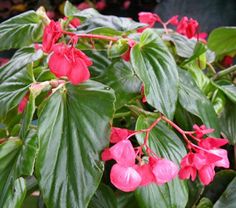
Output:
[[0, 1, 235, 207]]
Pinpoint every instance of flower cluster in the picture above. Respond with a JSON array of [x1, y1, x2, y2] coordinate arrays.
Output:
[[102, 117, 229, 192], [41, 20, 92, 85], [138, 12, 207, 40]]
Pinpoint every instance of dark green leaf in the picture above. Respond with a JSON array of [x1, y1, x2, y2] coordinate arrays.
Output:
[[36, 81, 115, 208], [3, 178, 27, 208], [95, 60, 141, 109], [108, 39, 129, 58], [135, 115, 188, 208], [214, 177, 236, 208], [131, 29, 179, 119], [0, 11, 43, 50], [208, 27, 236, 55], [216, 84, 236, 103], [178, 69, 220, 137], [220, 101, 236, 144], [89, 184, 117, 208], [0, 47, 43, 117], [117, 192, 140, 208], [203, 170, 236, 203], [0, 130, 38, 207]]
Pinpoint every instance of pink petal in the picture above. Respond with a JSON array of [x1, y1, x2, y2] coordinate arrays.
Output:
[[152, 158, 179, 185], [199, 138, 228, 149], [67, 58, 90, 85], [101, 148, 112, 161], [110, 127, 133, 144], [18, 94, 29, 113], [193, 153, 207, 170], [179, 166, 197, 181], [193, 124, 214, 138], [209, 149, 229, 168], [167, 15, 179, 25], [74, 48, 93, 66], [138, 12, 158, 27], [110, 163, 141, 192], [198, 165, 215, 185], [109, 140, 136, 166], [136, 164, 155, 186]]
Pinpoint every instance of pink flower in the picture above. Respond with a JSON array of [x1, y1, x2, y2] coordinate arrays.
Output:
[[109, 140, 136, 166], [177, 17, 199, 39], [18, 94, 29, 113], [166, 15, 179, 26], [69, 18, 80, 28], [198, 137, 228, 150], [209, 149, 229, 168], [96, 0, 106, 11], [48, 43, 92, 85], [121, 39, 136, 62], [0, 57, 9, 66], [137, 12, 161, 32], [150, 157, 179, 185], [135, 164, 156, 186], [140, 84, 147, 103], [198, 165, 215, 185], [193, 124, 214, 138], [123, 0, 131, 9], [110, 163, 142, 192], [42, 20, 62, 53], [101, 148, 112, 161], [110, 127, 134, 144]]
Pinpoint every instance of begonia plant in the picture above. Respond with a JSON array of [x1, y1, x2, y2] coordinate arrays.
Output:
[[0, 1, 236, 207]]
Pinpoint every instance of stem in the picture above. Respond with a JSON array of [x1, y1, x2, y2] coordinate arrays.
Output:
[[162, 23, 169, 34], [113, 111, 131, 118], [207, 62, 216, 74], [161, 116, 185, 134], [212, 64, 236, 80], [63, 31, 118, 42]]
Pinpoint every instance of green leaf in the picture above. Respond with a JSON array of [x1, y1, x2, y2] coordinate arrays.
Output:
[[117, 192, 140, 208], [0, 131, 38, 207], [0, 11, 43, 50], [196, 198, 213, 208], [135, 115, 188, 208], [0, 47, 43, 117], [203, 170, 236, 203], [214, 177, 236, 208], [36, 81, 115, 208], [95, 60, 141, 109], [220, 101, 236, 144], [3, 178, 27, 208], [89, 184, 117, 208], [108, 39, 129, 58], [208, 27, 236, 55], [166, 33, 215, 63], [178, 69, 220, 137], [131, 29, 179, 119], [216, 84, 236, 103]]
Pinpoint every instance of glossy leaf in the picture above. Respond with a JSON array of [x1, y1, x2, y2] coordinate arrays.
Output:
[[0, 11, 43, 50], [95, 60, 141, 109], [3, 178, 27, 208], [89, 184, 117, 208], [196, 198, 213, 208], [135, 115, 188, 208], [220, 101, 236, 144], [131, 29, 179, 119], [36, 81, 115, 208], [117, 192, 140, 208], [217, 84, 236, 103], [0, 131, 38, 207], [0, 47, 43, 117], [108, 40, 129, 58], [208, 27, 236, 55], [178, 69, 220, 137], [214, 177, 236, 208]]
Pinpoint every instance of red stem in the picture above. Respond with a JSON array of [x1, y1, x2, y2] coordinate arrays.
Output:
[[63, 30, 118, 42]]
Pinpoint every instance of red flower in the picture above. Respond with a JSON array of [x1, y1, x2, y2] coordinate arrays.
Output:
[[42, 21, 62, 53], [18, 94, 29, 113], [166, 15, 179, 26], [110, 127, 134, 144], [193, 124, 214, 139], [0, 57, 9, 66], [69, 18, 81, 28], [96, 0, 106, 11], [221, 55, 234, 68], [48, 43, 92, 85], [135, 164, 156, 186], [177, 17, 199, 39], [137, 12, 161, 32]]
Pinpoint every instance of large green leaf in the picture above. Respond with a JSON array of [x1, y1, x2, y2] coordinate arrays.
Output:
[[0, 11, 43, 50], [214, 177, 236, 208], [178, 69, 220, 137], [95, 60, 141, 109], [208, 27, 236, 55], [131, 29, 179, 119], [220, 101, 236, 144], [89, 184, 117, 208], [216, 84, 236, 103], [0, 47, 43, 117], [36, 81, 115, 208], [135, 115, 188, 208]]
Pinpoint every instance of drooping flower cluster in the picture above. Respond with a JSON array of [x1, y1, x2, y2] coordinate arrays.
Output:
[[41, 20, 92, 85], [102, 118, 229, 192], [138, 12, 207, 40]]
